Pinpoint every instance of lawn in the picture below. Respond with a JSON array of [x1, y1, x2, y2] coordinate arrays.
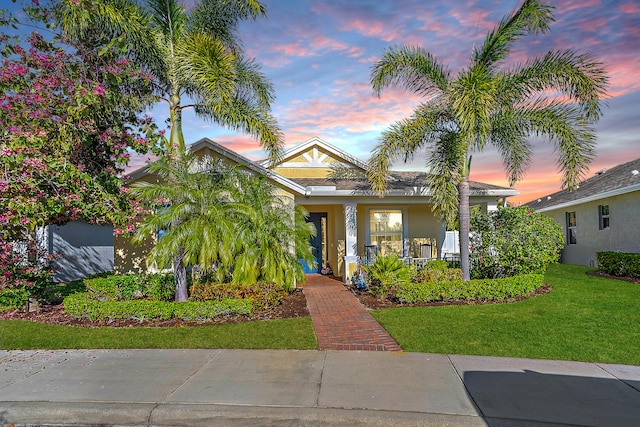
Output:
[[371, 264, 640, 365], [0, 317, 317, 350], [1, 264, 638, 365]]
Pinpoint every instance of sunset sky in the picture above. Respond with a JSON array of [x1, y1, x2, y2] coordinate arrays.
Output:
[[10, 0, 640, 205], [178, 0, 640, 205]]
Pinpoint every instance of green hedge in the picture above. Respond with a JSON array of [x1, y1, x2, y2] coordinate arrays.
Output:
[[64, 292, 252, 321], [84, 273, 175, 301], [596, 251, 640, 279], [395, 273, 544, 303]]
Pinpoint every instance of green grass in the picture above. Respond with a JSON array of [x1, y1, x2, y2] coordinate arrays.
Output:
[[2, 264, 638, 364], [371, 264, 640, 365], [0, 317, 317, 350]]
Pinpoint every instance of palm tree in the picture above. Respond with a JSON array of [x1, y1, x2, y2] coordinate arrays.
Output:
[[55, 0, 283, 300], [226, 172, 316, 289], [368, 0, 607, 280], [131, 153, 315, 297], [131, 153, 236, 300]]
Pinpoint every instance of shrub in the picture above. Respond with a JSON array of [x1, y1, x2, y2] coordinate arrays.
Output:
[[470, 206, 563, 279], [411, 260, 462, 283], [596, 251, 640, 279], [0, 236, 56, 307], [0, 286, 30, 310], [396, 273, 544, 303], [84, 273, 175, 301], [63, 292, 252, 321], [189, 282, 289, 310], [362, 254, 411, 296]]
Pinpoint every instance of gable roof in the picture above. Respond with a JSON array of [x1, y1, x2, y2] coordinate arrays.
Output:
[[126, 138, 307, 196], [127, 137, 518, 199], [526, 157, 640, 212], [262, 136, 369, 171]]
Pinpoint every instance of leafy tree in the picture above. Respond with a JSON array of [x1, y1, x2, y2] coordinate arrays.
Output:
[[55, 0, 284, 300], [131, 152, 315, 297], [367, 0, 607, 281], [0, 12, 159, 240], [0, 3, 160, 302], [470, 206, 563, 279]]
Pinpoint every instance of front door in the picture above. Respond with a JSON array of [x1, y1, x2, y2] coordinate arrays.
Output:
[[308, 212, 327, 273]]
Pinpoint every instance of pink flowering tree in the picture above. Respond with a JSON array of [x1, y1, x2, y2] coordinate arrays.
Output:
[[0, 3, 161, 303]]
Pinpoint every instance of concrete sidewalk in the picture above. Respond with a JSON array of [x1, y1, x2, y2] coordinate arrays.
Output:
[[1, 349, 639, 426]]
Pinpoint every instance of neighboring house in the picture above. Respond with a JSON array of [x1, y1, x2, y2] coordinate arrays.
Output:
[[116, 137, 518, 282], [42, 221, 114, 282], [526, 157, 640, 267]]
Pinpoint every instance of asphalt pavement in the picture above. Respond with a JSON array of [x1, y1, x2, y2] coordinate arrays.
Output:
[[1, 349, 639, 426]]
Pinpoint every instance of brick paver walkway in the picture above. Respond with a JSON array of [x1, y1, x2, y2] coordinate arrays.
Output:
[[303, 274, 402, 351]]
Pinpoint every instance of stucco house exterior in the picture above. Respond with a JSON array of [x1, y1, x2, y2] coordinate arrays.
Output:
[[115, 137, 519, 282], [46, 221, 115, 282], [526, 157, 640, 267]]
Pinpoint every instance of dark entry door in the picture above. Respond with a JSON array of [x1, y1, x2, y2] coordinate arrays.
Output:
[[308, 212, 327, 274]]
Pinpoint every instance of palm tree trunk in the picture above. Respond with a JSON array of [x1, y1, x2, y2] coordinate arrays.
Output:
[[169, 93, 185, 154], [173, 244, 188, 302], [458, 177, 471, 281]]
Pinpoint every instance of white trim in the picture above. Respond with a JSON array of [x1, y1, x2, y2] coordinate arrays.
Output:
[[265, 136, 369, 171], [535, 183, 640, 212], [126, 138, 308, 196]]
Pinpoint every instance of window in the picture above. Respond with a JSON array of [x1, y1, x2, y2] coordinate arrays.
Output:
[[369, 209, 403, 256], [566, 212, 577, 244], [598, 205, 610, 230]]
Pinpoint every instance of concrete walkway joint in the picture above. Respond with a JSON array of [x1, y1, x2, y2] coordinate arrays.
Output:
[[2, 349, 640, 426]]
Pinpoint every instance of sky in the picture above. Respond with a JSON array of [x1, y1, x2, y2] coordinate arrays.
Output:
[[8, 0, 640, 205]]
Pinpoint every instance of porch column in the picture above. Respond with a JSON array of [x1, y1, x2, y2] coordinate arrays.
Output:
[[343, 202, 358, 283]]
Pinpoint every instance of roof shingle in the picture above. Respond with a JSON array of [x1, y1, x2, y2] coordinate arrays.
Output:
[[525, 157, 640, 210]]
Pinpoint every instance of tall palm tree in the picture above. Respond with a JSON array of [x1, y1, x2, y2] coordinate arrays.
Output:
[[368, 0, 607, 280], [55, 0, 283, 300]]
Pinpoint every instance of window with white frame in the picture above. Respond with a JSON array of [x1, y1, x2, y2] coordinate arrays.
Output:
[[598, 205, 610, 230], [369, 209, 403, 256], [566, 211, 577, 244]]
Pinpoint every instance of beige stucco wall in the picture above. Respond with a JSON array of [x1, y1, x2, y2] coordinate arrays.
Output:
[[353, 203, 441, 258], [541, 190, 640, 266], [114, 231, 154, 274]]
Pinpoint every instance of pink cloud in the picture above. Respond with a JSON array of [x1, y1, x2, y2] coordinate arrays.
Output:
[[619, 1, 640, 13]]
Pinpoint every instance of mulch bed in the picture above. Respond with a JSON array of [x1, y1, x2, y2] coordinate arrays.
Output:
[[586, 270, 640, 284], [1, 280, 555, 328], [0, 289, 310, 328], [346, 283, 553, 310]]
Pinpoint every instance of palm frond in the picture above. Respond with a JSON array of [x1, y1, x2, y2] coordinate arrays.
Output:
[[426, 132, 466, 225], [176, 32, 237, 106], [489, 111, 532, 185], [474, 0, 555, 68], [371, 45, 449, 97], [451, 65, 498, 150], [508, 49, 609, 121], [55, 0, 163, 74], [520, 103, 596, 190], [367, 101, 451, 195], [195, 97, 284, 165], [191, 0, 266, 52], [146, 0, 188, 46]]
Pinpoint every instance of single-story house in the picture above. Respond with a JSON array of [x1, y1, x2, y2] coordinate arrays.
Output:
[[526, 157, 640, 267], [116, 136, 518, 282]]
